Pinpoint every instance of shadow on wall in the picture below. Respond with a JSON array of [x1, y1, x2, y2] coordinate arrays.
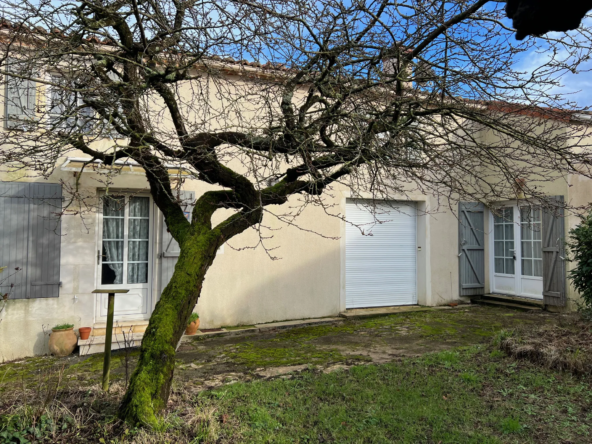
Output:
[[0, 301, 81, 361], [33, 326, 51, 356], [197, 246, 342, 329]]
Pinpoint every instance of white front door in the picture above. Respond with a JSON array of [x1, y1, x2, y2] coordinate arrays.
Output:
[[96, 194, 154, 321], [491, 205, 543, 299]]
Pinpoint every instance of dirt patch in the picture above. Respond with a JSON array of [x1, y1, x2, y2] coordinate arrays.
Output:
[[498, 317, 592, 376], [172, 305, 561, 387]]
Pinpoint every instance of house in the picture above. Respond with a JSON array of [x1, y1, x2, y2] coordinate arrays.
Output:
[[1, 58, 591, 362]]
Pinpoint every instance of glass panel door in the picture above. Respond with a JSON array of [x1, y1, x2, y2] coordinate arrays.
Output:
[[493, 207, 515, 275], [491, 204, 544, 299], [98, 194, 153, 321], [101, 195, 150, 285], [128, 197, 150, 284], [520, 207, 543, 277], [102, 196, 125, 285]]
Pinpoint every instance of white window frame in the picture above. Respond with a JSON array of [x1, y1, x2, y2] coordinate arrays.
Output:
[[96, 192, 154, 288]]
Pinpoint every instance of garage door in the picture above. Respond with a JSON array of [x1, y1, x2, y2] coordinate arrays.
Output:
[[346, 199, 417, 308]]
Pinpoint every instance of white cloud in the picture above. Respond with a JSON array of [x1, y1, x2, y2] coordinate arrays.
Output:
[[513, 17, 592, 109]]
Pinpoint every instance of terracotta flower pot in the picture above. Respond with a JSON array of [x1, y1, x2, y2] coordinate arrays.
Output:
[[48, 328, 77, 357], [79, 327, 92, 340], [185, 319, 200, 335]]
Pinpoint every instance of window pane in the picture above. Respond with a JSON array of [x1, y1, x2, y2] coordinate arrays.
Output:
[[505, 259, 515, 275], [494, 213, 503, 224], [532, 241, 542, 259], [103, 195, 125, 217], [522, 241, 532, 259], [102, 241, 123, 262], [533, 208, 541, 222], [495, 258, 505, 274], [533, 226, 542, 241], [504, 241, 514, 258], [128, 263, 148, 284], [494, 241, 504, 256], [494, 224, 503, 240], [129, 219, 149, 240], [128, 241, 149, 261], [504, 208, 514, 221], [504, 224, 514, 240], [129, 197, 150, 217], [522, 259, 533, 276], [521, 223, 532, 241], [533, 259, 543, 277], [103, 218, 124, 239], [102, 263, 123, 285]]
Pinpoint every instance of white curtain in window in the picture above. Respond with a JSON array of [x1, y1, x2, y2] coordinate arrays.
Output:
[[102, 197, 124, 284], [127, 197, 149, 284]]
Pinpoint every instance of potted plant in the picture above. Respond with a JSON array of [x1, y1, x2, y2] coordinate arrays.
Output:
[[79, 327, 92, 340], [185, 313, 200, 335], [48, 323, 77, 357]]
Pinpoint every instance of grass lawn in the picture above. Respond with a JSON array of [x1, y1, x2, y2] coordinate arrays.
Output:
[[2, 343, 592, 443], [182, 346, 592, 444]]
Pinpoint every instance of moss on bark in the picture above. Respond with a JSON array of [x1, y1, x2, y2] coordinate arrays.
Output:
[[118, 228, 220, 426]]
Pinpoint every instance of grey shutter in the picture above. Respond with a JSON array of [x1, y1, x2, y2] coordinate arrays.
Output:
[[458, 202, 485, 296], [159, 191, 195, 294], [542, 196, 566, 306], [0, 182, 62, 299], [0, 182, 31, 299], [5, 60, 36, 129], [27, 183, 62, 298]]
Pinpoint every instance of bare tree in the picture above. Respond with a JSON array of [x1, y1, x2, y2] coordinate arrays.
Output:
[[0, 0, 591, 425]]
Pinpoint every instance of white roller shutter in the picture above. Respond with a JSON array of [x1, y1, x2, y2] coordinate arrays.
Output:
[[345, 199, 417, 308]]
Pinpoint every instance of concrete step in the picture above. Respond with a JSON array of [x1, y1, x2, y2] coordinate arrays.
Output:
[[470, 296, 543, 312], [90, 320, 149, 336], [78, 332, 144, 356], [482, 293, 544, 307], [340, 305, 440, 319]]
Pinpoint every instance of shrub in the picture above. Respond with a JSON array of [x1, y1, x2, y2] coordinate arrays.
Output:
[[52, 323, 74, 331], [187, 313, 199, 326], [567, 212, 592, 318]]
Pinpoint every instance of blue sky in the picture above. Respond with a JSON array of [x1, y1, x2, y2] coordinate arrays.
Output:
[[513, 17, 592, 109]]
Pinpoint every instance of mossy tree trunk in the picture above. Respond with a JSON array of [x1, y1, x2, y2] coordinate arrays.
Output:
[[118, 233, 217, 425], [119, 187, 262, 426]]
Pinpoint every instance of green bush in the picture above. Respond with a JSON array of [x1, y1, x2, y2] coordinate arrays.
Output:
[[568, 212, 592, 317]]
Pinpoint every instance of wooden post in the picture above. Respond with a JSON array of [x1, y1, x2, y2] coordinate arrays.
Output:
[[92, 289, 129, 392], [102, 292, 115, 391]]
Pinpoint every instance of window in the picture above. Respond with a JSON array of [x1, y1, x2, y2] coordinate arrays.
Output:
[[5, 59, 36, 129], [493, 207, 515, 275], [101, 196, 150, 285], [520, 207, 543, 277], [48, 76, 95, 133], [376, 128, 423, 163]]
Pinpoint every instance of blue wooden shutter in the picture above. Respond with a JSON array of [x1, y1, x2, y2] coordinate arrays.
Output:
[[0, 182, 62, 299], [542, 196, 566, 307], [159, 191, 195, 295], [459, 202, 485, 296]]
